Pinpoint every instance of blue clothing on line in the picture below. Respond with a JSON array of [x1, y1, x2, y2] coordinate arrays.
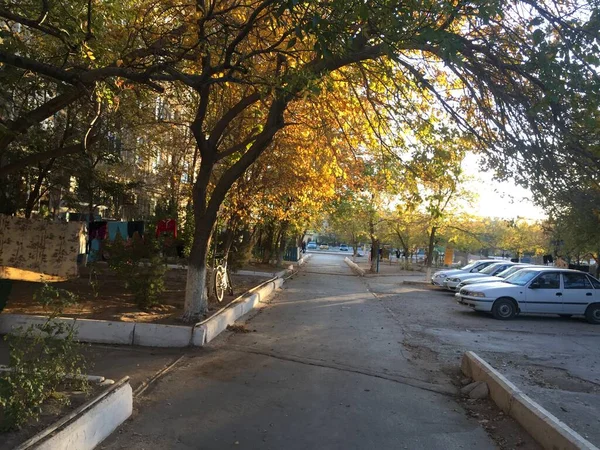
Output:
[[107, 222, 128, 241]]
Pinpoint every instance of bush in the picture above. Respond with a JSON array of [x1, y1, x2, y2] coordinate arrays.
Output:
[[0, 284, 88, 431], [103, 233, 167, 309]]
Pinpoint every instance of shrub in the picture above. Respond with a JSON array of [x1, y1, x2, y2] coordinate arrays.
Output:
[[104, 233, 167, 309], [0, 284, 88, 431]]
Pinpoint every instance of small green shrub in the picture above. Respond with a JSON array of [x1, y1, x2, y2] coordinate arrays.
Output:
[[104, 233, 167, 309], [0, 284, 88, 431]]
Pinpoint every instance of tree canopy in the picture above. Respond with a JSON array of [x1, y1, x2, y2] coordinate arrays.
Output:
[[1, 0, 599, 319]]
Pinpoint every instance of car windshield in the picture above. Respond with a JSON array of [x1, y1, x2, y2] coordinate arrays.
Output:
[[479, 263, 503, 275], [496, 265, 526, 278], [505, 269, 538, 286], [460, 262, 478, 271]]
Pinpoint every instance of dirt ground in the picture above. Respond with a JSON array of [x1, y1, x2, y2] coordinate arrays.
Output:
[[4, 265, 272, 324]]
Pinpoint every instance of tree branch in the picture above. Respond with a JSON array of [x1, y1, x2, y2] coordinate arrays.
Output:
[[208, 92, 261, 149], [0, 134, 100, 176], [0, 87, 86, 153]]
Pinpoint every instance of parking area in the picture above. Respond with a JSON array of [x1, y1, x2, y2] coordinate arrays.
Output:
[[366, 278, 600, 447]]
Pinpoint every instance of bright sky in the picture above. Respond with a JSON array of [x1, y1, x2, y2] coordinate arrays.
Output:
[[461, 153, 546, 221]]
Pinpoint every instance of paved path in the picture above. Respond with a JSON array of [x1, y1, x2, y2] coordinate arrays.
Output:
[[102, 254, 495, 450]]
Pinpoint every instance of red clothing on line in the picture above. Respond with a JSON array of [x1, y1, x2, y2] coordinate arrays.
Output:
[[155, 219, 177, 238]]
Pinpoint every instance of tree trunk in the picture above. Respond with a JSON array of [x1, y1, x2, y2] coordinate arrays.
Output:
[[425, 226, 437, 281], [426, 226, 437, 268], [182, 154, 219, 322], [182, 213, 214, 322], [262, 223, 275, 264], [370, 238, 380, 273], [277, 221, 289, 266]]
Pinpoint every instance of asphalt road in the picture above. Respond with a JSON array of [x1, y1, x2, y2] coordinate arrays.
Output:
[[102, 254, 497, 450], [366, 276, 600, 447]]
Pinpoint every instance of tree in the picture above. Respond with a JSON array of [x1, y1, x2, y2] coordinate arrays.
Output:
[[2, 0, 599, 320]]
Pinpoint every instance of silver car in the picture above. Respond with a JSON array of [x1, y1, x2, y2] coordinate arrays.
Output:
[[431, 260, 500, 286], [454, 264, 535, 290], [444, 262, 519, 291], [457, 267, 600, 323]]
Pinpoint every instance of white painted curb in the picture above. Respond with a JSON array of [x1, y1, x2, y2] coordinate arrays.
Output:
[[234, 270, 277, 277], [461, 351, 599, 450], [15, 377, 132, 450], [197, 274, 284, 345], [344, 257, 365, 276], [132, 322, 193, 347]]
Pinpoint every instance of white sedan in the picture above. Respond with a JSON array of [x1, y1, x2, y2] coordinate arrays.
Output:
[[454, 264, 536, 290], [456, 267, 600, 323], [444, 262, 519, 291], [431, 260, 500, 286]]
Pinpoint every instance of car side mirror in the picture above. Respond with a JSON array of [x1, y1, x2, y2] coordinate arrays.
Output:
[[529, 281, 540, 289]]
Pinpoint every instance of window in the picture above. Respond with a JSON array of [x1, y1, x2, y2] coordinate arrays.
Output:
[[587, 275, 600, 289], [479, 263, 502, 275], [534, 273, 560, 289], [563, 273, 592, 289], [506, 269, 538, 286]]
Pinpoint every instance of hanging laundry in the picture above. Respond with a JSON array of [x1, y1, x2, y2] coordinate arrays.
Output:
[[107, 222, 128, 241], [88, 238, 102, 262], [89, 221, 108, 240], [127, 221, 145, 238], [155, 218, 177, 238]]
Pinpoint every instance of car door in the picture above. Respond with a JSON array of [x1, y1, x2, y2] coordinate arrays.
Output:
[[562, 272, 594, 315], [524, 272, 563, 314]]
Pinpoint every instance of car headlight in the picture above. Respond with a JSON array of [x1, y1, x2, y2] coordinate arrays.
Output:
[[469, 291, 486, 298]]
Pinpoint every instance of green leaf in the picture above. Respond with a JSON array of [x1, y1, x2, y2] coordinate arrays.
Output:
[[532, 29, 545, 45]]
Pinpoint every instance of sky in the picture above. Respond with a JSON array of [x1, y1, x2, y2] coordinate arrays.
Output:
[[462, 153, 546, 221]]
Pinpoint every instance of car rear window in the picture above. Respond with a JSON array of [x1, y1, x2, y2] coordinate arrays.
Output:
[[587, 275, 600, 289], [563, 273, 592, 289]]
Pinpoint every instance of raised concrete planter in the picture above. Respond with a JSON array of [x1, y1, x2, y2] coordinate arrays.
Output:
[[132, 322, 193, 347], [461, 351, 599, 450], [234, 270, 276, 277], [0, 262, 297, 348], [15, 377, 132, 450], [73, 318, 135, 345], [344, 257, 365, 276]]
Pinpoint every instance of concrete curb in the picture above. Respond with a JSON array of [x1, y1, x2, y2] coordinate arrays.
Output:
[[402, 280, 444, 290], [234, 270, 278, 277], [197, 275, 285, 345], [132, 322, 193, 347], [15, 377, 132, 450], [461, 351, 599, 450], [344, 257, 365, 276]]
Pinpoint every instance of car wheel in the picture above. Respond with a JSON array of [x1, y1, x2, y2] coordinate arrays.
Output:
[[585, 304, 600, 324], [559, 314, 572, 318], [492, 298, 517, 320]]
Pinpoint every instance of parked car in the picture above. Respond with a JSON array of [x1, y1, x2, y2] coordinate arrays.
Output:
[[456, 267, 600, 323], [306, 242, 317, 250], [455, 264, 535, 290], [319, 244, 329, 250], [431, 260, 501, 286], [444, 262, 520, 291], [339, 244, 349, 251]]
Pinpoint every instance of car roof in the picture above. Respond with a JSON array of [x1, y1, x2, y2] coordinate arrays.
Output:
[[514, 267, 589, 274]]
